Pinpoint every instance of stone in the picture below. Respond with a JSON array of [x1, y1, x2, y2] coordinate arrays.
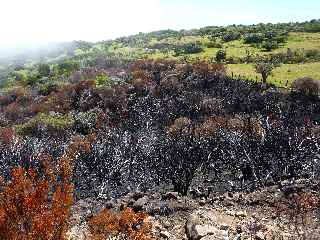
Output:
[[219, 223, 229, 231], [185, 215, 201, 240], [233, 234, 241, 240], [194, 225, 220, 237], [199, 198, 206, 206], [226, 210, 235, 216], [235, 211, 247, 218], [133, 196, 149, 211], [160, 231, 171, 239], [131, 191, 145, 201], [255, 231, 265, 240], [162, 192, 179, 200], [105, 200, 114, 209]]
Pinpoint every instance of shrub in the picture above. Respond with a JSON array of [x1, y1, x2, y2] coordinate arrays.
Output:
[[205, 41, 222, 48], [244, 33, 264, 44], [174, 43, 203, 56], [0, 128, 17, 146], [215, 49, 227, 62], [38, 64, 51, 77], [222, 31, 241, 42], [193, 61, 226, 79], [292, 77, 320, 96], [15, 113, 75, 136], [0, 135, 93, 240], [95, 72, 110, 87], [254, 58, 280, 84], [88, 208, 152, 240], [262, 40, 279, 51]]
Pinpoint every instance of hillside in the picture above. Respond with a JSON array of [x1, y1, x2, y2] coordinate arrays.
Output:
[[0, 19, 319, 240]]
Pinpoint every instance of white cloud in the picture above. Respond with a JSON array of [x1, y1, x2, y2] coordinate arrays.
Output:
[[0, 0, 162, 46]]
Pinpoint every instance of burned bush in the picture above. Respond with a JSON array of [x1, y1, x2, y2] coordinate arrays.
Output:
[[292, 77, 320, 96], [0, 60, 319, 199]]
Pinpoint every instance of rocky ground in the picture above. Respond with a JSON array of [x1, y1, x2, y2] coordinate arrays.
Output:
[[67, 179, 320, 240]]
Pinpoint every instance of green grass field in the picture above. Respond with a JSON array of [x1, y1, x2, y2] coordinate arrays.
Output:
[[92, 32, 320, 88], [227, 62, 320, 87]]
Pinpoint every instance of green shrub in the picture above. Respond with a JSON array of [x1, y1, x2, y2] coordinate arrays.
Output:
[[215, 49, 227, 62], [37, 81, 61, 95], [222, 31, 241, 42], [244, 33, 264, 44], [262, 40, 279, 51], [174, 43, 203, 56], [38, 63, 51, 77], [15, 113, 74, 136], [95, 72, 110, 87], [205, 41, 223, 48]]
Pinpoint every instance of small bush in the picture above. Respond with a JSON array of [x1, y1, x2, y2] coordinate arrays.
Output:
[[205, 41, 222, 48], [15, 113, 75, 136], [292, 77, 320, 96], [244, 33, 264, 44], [88, 208, 152, 240], [168, 117, 192, 136], [174, 43, 203, 56], [262, 40, 279, 51], [0, 135, 93, 240], [95, 72, 110, 87], [222, 31, 241, 42], [215, 49, 227, 62]]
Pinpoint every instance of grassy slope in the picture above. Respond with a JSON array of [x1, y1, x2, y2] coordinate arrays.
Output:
[[142, 32, 320, 87], [227, 62, 320, 87]]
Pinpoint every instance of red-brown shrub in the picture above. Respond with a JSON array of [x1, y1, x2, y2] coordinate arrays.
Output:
[[88, 208, 152, 240], [0, 128, 17, 146], [168, 117, 192, 136], [193, 61, 226, 78], [0, 135, 95, 240]]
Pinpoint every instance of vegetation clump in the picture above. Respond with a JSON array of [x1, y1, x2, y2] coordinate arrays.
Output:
[[15, 113, 74, 136]]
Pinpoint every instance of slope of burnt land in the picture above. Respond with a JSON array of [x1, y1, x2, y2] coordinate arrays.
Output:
[[0, 60, 319, 200]]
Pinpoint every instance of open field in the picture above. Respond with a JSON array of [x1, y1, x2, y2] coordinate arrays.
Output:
[[227, 62, 320, 87]]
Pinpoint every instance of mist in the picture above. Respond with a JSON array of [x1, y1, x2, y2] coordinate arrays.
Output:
[[0, 0, 319, 60]]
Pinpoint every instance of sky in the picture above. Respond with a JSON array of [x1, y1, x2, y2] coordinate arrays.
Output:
[[0, 0, 319, 47]]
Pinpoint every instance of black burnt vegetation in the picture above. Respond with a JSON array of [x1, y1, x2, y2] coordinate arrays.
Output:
[[0, 59, 319, 201]]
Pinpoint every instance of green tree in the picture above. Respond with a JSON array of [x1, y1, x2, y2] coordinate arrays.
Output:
[[254, 59, 280, 84], [38, 63, 51, 77], [215, 49, 227, 62]]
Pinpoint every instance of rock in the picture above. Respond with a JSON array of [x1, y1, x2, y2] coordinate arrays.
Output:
[[160, 231, 171, 239], [131, 191, 145, 201], [235, 211, 247, 218], [199, 198, 206, 206], [233, 234, 241, 240], [226, 210, 235, 216], [185, 215, 201, 240], [133, 196, 149, 211], [255, 231, 265, 240], [199, 228, 229, 240], [185, 214, 228, 240], [162, 220, 171, 228], [219, 223, 229, 231], [105, 200, 114, 209], [162, 192, 179, 200], [194, 225, 220, 237]]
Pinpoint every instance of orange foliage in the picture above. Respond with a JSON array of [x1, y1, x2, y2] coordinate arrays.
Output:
[[0, 134, 95, 240], [0, 166, 73, 240], [89, 208, 153, 240], [0, 128, 17, 146], [132, 70, 151, 82], [168, 117, 192, 137], [193, 61, 226, 78]]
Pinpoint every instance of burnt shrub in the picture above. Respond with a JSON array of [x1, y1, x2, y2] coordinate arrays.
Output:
[[292, 77, 320, 96]]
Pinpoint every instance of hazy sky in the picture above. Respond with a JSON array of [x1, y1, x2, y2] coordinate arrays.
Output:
[[0, 0, 319, 47]]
